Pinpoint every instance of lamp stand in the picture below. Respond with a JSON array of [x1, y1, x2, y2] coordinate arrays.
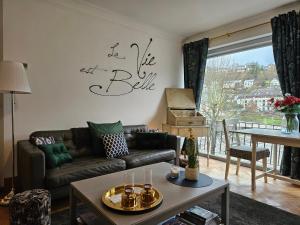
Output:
[[0, 92, 15, 206]]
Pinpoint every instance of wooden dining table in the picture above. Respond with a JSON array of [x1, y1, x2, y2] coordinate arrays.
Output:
[[232, 128, 300, 190]]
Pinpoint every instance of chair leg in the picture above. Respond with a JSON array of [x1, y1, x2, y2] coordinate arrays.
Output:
[[225, 153, 231, 180], [236, 158, 241, 176], [262, 157, 268, 183]]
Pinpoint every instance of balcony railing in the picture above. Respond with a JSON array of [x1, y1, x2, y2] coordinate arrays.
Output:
[[198, 121, 283, 169]]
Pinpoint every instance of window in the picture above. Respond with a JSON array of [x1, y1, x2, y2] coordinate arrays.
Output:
[[201, 44, 282, 126]]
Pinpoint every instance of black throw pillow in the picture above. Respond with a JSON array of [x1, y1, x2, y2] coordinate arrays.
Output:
[[135, 132, 168, 149]]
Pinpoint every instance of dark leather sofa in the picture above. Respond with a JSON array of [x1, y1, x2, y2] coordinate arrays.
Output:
[[17, 125, 180, 200]]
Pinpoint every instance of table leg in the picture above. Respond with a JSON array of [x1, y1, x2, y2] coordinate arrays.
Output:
[[221, 185, 230, 225], [273, 144, 278, 180], [251, 138, 257, 191], [70, 186, 78, 225], [206, 135, 210, 167]]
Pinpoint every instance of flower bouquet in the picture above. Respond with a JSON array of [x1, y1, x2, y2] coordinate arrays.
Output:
[[269, 93, 300, 133]]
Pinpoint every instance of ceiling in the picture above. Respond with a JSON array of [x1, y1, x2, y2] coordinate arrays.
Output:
[[85, 0, 297, 37]]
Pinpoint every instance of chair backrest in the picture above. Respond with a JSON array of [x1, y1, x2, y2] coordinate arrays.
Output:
[[222, 119, 231, 151], [222, 119, 241, 151]]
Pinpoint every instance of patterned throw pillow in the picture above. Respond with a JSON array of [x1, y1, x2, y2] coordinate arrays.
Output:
[[102, 133, 129, 158], [31, 136, 56, 146]]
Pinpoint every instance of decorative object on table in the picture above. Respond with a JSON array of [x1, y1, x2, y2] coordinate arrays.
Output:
[[9, 189, 50, 225], [101, 184, 163, 213], [269, 93, 300, 134], [121, 172, 136, 208], [141, 168, 156, 206], [183, 128, 199, 181], [166, 171, 213, 188], [170, 165, 180, 179], [0, 61, 31, 206]]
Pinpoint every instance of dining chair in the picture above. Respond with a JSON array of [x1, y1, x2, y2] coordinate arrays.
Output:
[[222, 119, 270, 183]]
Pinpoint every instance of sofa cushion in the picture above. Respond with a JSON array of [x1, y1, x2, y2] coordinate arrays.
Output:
[[102, 133, 129, 158], [31, 136, 56, 146], [120, 149, 176, 169], [45, 156, 126, 189], [39, 143, 73, 169], [135, 132, 168, 149], [71, 127, 92, 148], [87, 121, 124, 156], [29, 129, 91, 158]]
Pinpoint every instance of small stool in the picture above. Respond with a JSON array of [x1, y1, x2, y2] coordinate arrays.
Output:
[[9, 189, 51, 225]]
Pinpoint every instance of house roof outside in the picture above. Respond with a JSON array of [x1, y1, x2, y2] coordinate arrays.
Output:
[[237, 87, 282, 99]]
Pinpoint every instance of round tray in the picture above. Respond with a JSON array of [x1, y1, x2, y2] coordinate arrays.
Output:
[[166, 171, 213, 188], [101, 184, 163, 213]]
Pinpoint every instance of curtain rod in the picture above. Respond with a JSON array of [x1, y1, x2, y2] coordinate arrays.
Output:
[[209, 21, 270, 41]]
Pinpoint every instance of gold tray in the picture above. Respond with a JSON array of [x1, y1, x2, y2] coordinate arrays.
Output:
[[101, 184, 163, 213]]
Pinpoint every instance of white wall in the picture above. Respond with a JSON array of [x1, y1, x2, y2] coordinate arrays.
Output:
[[1, 0, 183, 178]]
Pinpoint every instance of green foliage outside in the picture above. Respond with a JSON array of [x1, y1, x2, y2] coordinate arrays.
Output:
[[239, 113, 282, 126]]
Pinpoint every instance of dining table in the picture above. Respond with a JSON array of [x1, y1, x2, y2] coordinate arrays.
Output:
[[232, 128, 300, 190]]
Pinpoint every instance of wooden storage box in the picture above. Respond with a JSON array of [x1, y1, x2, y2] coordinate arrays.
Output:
[[165, 88, 206, 126]]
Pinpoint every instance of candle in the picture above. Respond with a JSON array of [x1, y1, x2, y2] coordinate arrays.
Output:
[[170, 165, 179, 178]]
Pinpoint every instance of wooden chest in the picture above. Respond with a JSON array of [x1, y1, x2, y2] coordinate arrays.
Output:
[[165, 88, 206, 126]]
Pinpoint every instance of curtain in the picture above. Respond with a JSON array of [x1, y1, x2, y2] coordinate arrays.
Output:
[[183, 38, 209, 109], [271, 10, 300, 179], [182, 38, 209, 153]]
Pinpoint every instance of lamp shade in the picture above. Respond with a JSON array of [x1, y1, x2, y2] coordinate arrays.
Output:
[[0, 61, 31, 94]]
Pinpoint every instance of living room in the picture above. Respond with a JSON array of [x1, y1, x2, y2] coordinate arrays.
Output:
[[0, 0, 300, 224]]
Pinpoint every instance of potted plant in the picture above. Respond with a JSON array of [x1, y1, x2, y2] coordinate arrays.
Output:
[[183, 129, 199, 181], [269, 93, 300, 134]]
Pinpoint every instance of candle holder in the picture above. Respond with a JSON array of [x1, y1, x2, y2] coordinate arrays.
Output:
[[121, 172, 136, 208], [141, 184, 156, 206], [170, 165, 179, 179], [121, 187, 137, 208]]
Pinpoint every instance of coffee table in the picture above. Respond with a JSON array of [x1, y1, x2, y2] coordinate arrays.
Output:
[[70, 162, 229, 225]]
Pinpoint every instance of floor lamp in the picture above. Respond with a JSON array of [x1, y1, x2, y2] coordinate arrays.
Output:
[[0, 61, 31, 206]]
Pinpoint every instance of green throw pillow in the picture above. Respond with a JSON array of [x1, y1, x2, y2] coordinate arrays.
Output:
[[39, 143, 73, 169], [87, 120, 124, 155]]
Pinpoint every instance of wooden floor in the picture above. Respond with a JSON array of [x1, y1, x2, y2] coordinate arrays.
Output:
[[0, 157, 299, 224]]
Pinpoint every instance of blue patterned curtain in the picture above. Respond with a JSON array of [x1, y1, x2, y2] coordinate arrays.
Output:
[[271, 10, 300, 179], [183, 38, 209, 110]]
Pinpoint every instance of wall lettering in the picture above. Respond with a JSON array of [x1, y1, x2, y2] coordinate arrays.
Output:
[[80, 38, 158, 96]]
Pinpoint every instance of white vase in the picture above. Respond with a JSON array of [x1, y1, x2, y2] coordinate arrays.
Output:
[[185, 166, 199, 181]]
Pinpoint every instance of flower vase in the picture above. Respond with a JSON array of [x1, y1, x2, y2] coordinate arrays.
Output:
[[281, 113, 299, 134], [185, 166, 199, 181]]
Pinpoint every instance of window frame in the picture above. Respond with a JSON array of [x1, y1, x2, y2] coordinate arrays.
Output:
[[207, 34, 272, 58]]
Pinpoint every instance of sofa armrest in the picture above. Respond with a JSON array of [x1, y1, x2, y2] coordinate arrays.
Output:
[[17, 140, 46, 191], [166, 134, 181, 165]]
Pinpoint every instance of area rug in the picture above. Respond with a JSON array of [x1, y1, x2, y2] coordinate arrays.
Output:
[[52, 192, 300, 225]]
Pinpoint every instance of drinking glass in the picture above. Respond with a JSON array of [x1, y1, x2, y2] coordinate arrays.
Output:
[[144, 168, 152, 189], [124, 171, 135, 192]]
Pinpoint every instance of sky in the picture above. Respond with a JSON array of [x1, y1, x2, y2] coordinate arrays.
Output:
[[226, 45, 275, 66]]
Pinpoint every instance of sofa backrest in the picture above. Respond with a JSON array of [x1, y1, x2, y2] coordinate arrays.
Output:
[[30, 129, 91, 158], [29, 124, 149, 158]]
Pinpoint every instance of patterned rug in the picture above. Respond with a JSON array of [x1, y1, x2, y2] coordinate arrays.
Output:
[[52, 192, 300, 225]]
